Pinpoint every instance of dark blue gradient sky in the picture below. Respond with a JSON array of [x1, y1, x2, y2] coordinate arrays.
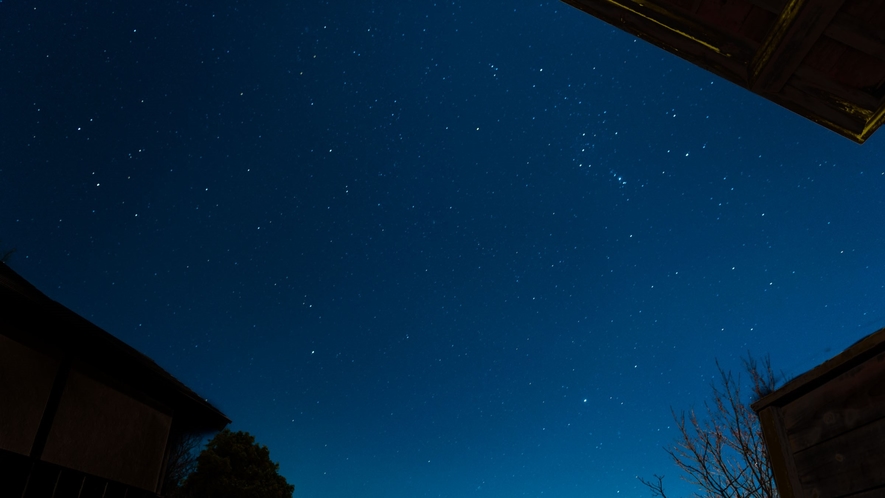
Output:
[[3, 1, 885, 497]]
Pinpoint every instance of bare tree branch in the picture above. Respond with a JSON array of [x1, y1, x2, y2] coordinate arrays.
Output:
[[637, 474, 669, 498], [639, 353, 780, 498], [162, 430, 205, 497]]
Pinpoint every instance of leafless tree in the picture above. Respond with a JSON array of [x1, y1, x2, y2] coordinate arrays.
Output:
[[162, 430, 206, 497], [639, 355, 781, 498]]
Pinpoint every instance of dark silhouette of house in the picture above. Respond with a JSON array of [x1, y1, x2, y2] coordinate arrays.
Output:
[[0, 263, 230, 498], [752, 327, 885, 497], [561, 0, 885, 143]]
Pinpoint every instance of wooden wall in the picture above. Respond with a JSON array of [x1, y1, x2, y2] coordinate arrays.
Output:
[[0, 333, 59, 456], [753, 329, 885, 497], [0, 332, 173, 493], [41, 369, 173, 492]]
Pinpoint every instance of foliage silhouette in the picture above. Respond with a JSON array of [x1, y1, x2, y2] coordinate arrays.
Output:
[[179, 429, 294, 498]]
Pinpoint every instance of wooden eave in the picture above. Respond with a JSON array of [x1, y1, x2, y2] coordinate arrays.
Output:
[[0, 263, 230, 432], [562, 0, 885, 143], [751, 327, 885, 498], [751, 327, 885, 412]]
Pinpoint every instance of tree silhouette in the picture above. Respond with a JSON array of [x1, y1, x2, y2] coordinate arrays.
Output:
[[639, 355, 780, 498], [161, 430, 205, 498], [180, 429, 294, 498]]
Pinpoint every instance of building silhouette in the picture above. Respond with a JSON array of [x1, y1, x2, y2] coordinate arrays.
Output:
[[0, 263, 229, 498]]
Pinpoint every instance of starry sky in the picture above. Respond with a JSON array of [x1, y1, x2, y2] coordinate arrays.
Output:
[[2, 1, 885, 497]]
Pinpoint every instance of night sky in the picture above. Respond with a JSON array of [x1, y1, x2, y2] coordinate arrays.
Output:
[[3, 1, 885, 497]]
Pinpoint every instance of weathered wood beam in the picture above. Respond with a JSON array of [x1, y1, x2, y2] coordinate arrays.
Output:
[[775, 74, 871, 140], [826, 12, 885, 62], [561, 0, 754, 82], [776, 83, 866, 139], [758, 406, 802, 498], [752, 328, 885, 411], [781, 350, 885, 453], [792, 65, 880, 113], [861, 99, 885, 142], [792, 417, 885, 497], [749, 0, 846, 94], [745, 0, 786, 15], [654, 0, 765, 48], [29, 358, 71, 460]]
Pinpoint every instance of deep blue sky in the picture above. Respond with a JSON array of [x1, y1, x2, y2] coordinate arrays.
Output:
[[3, 1, 884, 497]]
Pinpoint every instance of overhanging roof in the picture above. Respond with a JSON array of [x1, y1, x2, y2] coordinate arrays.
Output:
[[562, 0, 885, 143]]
